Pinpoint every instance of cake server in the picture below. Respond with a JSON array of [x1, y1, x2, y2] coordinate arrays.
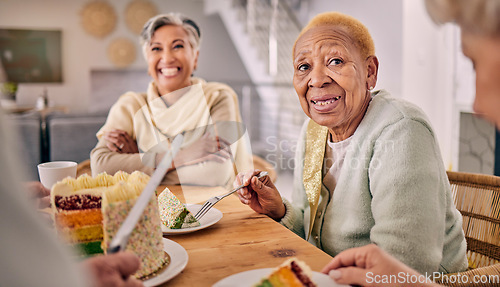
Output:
[[107, 133, 184, 254]]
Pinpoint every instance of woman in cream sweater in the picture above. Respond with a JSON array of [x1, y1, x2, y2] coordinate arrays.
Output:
[[91, 13, 252, 186]]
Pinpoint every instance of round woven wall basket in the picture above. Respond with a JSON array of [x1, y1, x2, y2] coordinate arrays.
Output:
[[125, 0, 159, 35], [81, 1, 117, 38], [107, 38, 136, 68]]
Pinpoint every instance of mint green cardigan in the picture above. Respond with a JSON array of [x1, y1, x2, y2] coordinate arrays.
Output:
[[281, 90, 468, 274]]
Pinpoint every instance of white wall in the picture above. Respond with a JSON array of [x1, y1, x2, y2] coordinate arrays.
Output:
[[0, 0, 250, 112], [402, 0, 457, 168]]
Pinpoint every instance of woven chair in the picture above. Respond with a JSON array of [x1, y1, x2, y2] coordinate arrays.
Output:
[[436, 171, 500, 286]]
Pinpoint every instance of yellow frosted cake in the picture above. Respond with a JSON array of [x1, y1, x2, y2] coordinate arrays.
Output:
[[51, 171, 168, 278], [102, 180, 168, 278]]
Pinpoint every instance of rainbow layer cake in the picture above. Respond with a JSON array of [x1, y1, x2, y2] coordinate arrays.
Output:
[[50, 171, 148, 255], [51, 173, 111, 255], [157, 187, 200, 229], [51, 170, 168, 278]]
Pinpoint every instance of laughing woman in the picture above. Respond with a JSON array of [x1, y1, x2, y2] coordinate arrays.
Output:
[[235, 12, 467, 275], [91, 13, 251, 186]]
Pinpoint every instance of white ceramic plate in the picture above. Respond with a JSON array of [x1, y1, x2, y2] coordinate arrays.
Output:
[[161, 204, 223, 235], [143, 238, 188, 287], [213, 268, 347, 287]]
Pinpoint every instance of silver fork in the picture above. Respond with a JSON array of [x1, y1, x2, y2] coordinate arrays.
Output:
[[194, 171, 268, 221]]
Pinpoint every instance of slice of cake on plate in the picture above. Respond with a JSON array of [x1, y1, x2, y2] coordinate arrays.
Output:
[[255, 258, 318, 287], [157, 187, 200, 229]]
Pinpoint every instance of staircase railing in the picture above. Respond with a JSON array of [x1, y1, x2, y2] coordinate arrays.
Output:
[[229, 0, 306, 171], [209, 0, 307, 172], [233, 0, 302, 83]]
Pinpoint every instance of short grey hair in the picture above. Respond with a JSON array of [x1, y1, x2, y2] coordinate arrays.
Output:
[[140, 13, 201, 60], [425, 0, 500, 35]]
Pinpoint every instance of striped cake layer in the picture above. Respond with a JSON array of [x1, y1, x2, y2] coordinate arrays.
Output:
[[54, 209, 103, 229], [51, 185, 107, 211], [73, 240, 103, 256], [52, 184, 105, 253], [57, 224, 103, 243]]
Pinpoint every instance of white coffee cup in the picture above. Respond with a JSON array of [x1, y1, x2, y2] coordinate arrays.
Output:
[[38, 161, 77, 189]]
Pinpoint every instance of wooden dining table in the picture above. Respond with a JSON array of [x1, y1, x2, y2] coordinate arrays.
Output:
[[157, 184, 333, 286]]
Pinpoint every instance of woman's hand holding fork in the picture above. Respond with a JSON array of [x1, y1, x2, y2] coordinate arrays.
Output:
[[234, 170, 286, 221]]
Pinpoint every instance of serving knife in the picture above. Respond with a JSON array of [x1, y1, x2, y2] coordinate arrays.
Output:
[[107, 133, 184, 254]]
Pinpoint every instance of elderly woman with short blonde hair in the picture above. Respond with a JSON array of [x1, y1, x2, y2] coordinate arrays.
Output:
[[235, 11, 467, 275], [321, 1, 500, 285]]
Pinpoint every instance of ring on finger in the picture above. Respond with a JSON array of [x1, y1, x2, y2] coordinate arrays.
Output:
[[119, 143, 124, 149]]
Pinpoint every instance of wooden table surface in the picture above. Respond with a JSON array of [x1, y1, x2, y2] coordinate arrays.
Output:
[[157, 185, 333, 286]]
